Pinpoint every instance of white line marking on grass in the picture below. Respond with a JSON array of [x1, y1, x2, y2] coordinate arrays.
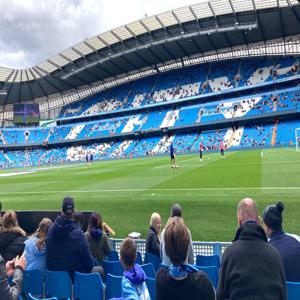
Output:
[[1, 187, 300, 195], [0, 171, 36, 177]]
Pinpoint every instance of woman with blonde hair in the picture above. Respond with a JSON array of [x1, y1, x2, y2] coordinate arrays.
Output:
[[0, 210, 26, 262], [145, 212, 161, 258], [24, 218, 53, 271]]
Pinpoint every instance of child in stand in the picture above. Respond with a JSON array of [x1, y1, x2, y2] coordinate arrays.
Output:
[[119, 238, 151, 300]]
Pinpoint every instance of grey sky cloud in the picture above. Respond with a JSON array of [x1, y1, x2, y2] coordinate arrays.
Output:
[[0, 0, 202, 70]]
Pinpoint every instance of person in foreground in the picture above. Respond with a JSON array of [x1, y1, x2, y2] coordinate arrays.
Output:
[[262, 201, 300, 282], [119, 237, 150, 300], [0, 253, 26, 300], [156, 217, 215, 300], [145, 212, 161, 258], [217, 197, 287, 300]]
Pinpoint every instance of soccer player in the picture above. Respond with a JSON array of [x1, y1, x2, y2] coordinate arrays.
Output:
[[199, 142, 204, 161], [170, 143, 177, 168], [220, 141, 225, 158]]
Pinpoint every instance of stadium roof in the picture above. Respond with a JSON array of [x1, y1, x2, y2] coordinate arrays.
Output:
[[1, 0, 300, 109]]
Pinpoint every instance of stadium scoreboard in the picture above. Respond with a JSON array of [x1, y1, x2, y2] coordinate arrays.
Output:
[[13, 103, 40, 124]]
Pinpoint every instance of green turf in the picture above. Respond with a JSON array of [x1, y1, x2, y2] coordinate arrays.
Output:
[[1, 148, 300, 242]]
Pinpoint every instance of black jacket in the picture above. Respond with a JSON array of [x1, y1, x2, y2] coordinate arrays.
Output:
[[217, 221, 287, 300], [46, 216, 93, 277], [156, 267, 215, 300], [145, 226, 160, 257], [0, 227, 26, 262]]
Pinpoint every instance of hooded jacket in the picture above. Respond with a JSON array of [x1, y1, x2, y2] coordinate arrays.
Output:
[[46, 216, 93, 277], [24, 237, 47, 271], [217, 221, 287, 300], [122, 264, 150, 300], [0, 227, 26, 262], [84, 227, 111, 262]]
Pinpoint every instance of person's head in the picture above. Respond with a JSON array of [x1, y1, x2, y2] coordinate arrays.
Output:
[[262, 202, 284, 236], [2, 210, 18, 228], [73, 211, 84, 230], [88, 212, 103, 231], [237, 197, 259, 226], [36, 218, 53, 250], [164, 217, 190, 266], [61, 196, 75, 218], [171, 203, 182, 218], [150, 212, 161, 233], [120, 237, 137, 270]]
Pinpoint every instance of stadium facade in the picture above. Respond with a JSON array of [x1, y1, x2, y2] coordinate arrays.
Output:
[[0, 0, 300, 168]]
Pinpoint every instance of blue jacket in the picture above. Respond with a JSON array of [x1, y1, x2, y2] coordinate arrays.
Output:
[[24, 237, 47, 271], [122, 264, 150, 300], [46, 216, 93, 277], [269, 231, 300, 282]]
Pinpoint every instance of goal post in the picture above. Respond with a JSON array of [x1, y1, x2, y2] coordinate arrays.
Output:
[[295, 128, 300, 152]]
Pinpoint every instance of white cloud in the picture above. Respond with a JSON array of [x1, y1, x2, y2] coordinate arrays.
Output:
[[0, 0, 204, 69]]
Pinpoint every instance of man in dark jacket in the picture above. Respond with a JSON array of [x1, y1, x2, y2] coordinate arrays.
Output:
[[46, 197, 94, 277], [217, 198, 287, 300]]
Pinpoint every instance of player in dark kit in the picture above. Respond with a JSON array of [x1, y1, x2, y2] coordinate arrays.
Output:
[[220, 141, 225, 158], [199, 142, 204, 161], [170, 143, 177, 168]]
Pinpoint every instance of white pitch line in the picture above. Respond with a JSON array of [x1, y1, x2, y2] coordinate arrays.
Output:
[[1, 187, 300, 195]]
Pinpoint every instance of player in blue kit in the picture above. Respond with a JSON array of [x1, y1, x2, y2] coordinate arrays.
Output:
[[170, 143, 177, 168]]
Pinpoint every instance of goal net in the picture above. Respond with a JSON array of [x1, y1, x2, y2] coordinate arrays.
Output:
[[295, 128, 300, 152]]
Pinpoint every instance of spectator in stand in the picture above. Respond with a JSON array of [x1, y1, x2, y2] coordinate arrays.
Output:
[[217, 198, 287, 300], [24, 218, 52, 271], [46, 197, 100, 278], [145, 212, 161, 258], [156, 217, 215, 300], [0, 210, 26, 262], [85, 212, 111, 266], [262, 201, 300, 282], [0, 253, 26, 300], [160, 204, 194, 266], [119, 237, 150, 300]]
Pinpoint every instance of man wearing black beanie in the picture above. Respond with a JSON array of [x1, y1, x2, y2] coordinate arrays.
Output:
[[262, 201, 300, 282]]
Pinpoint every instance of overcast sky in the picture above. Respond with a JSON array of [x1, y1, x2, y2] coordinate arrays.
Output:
[[0, 0, 203, 69]]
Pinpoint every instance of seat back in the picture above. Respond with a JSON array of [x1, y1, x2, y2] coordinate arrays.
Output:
[[146, 278, 156, 300], [287, 281, 300, 300], [106, 274, 123, 299], [74, 271, 104, 300], [45, 270, 72, 300], [28, 293, 58, 300], [22, 269, 43, 298], [140, 263, 156, 279], [196, 254, 220, 270], [107, 250, 119, 261], [144, 252, 161, 272], [103, 260, 124, 281], [196, 265, 219, 289]]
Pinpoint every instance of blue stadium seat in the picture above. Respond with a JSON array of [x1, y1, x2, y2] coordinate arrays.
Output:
[[196, 254, 220, 270], [140, 263, 156, 279], [45, 270, 72, 300], [74, 271, 104, 300], [146, 277, 156, 300], [107, 250, 119, 261], [22, 269, 44, 299], [103, 260, 124, 281], [144, 252, 161, 272], [287, 281, 300, 300], [106, 274, 123, 299], [28, 293, 57, 300], [195, 265, 219, 289]]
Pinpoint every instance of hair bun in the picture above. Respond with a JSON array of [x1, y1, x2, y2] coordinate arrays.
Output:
[[276, 202, 284, 213]]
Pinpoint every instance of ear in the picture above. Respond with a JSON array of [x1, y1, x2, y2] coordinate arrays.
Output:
[[237, 215, 242, 226]]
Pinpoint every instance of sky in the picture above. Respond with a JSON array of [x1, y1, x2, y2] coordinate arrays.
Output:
[[0, 0, 203, 70]]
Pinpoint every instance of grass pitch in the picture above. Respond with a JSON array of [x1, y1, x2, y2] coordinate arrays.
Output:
[[1, 148, 300, 242]]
